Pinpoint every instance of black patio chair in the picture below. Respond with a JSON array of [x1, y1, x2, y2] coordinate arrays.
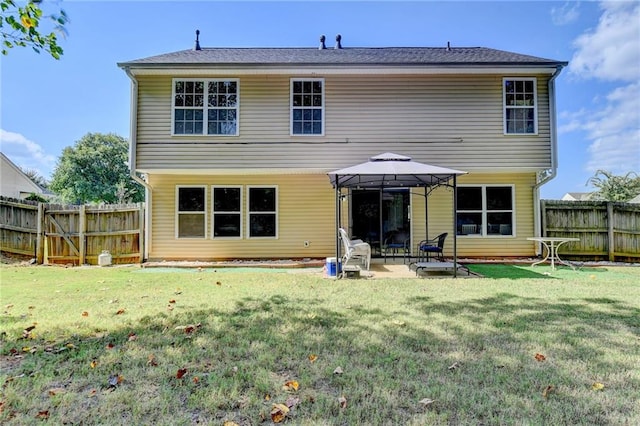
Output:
[[417, 232, 448, 262]]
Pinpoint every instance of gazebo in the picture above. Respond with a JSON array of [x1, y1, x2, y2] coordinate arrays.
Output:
[[327, 153, 467, 277]]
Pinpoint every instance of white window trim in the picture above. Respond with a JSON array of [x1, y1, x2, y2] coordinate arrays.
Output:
[[171, 78, 240, 137], [457, 184, 516, 237], [175, 185, 208, 239], [502, 77, 538, 135], [212, 185, 243, 239], [290, 78, 325, 137], [247, 185, 278, 239]]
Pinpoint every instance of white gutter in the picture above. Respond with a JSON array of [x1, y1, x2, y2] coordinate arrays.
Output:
[[123, 67, 152, 261], [532, 65, 564, 252]]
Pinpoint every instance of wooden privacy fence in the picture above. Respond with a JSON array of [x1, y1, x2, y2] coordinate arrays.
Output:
[[541, 200, 640, 261], [1, 196, 144, 265]]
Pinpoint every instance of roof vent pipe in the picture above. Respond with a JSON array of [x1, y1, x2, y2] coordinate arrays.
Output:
[[335, 34, 342, 49], [194, 29, 201, 51], [319, 35, 326, 50], [446, 41, 451, 51]]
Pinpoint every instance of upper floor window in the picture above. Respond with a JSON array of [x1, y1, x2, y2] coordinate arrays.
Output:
[[503, 78, 537, 134], [457, 185, 514, 237], [173, 79, 239, 136], [176, 186, 206, 238], [291, 78, 324, 136]]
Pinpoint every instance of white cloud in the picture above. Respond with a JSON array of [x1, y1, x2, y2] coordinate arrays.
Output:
[[561, 2, 640, 175], [551, 1, 580, 26], [0, 129, 57, 178], [569, 1, 640, 81]]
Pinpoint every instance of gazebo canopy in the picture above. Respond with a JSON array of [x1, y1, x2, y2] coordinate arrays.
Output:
[[328, 153, 467, 189], [327, 152, 467, 277]]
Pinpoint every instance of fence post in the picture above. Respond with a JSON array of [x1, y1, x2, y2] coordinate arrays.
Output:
[[79, 205, 86, 265], [36, 202, 44, 264], [607, 202, 615, 261]]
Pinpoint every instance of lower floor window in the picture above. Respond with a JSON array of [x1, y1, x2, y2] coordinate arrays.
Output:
[[176, 186, 206, 238], [213, 187, 242, 238], [248, 186, 277, 238], [176, 185, 277, 239], [456, 185, 514, 236]]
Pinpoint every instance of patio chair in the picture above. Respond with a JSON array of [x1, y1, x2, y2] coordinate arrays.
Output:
[[417, 232, 447, 262], [338, 228, 371, 270], [382, 230, 410, 263]]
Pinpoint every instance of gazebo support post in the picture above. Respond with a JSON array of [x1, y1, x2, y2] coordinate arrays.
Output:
[[453, 175, 458, 278], [335, 183, 341, 278]]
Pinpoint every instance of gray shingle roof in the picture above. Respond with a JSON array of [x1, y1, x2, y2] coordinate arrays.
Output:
[[118, 47, 567, 68]]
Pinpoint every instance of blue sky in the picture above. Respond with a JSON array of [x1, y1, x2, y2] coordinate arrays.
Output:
[[1, 0, 638, 199]]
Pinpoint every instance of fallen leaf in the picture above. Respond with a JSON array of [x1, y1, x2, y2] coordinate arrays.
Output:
[[338, 395, 347, 409], [90, 359, 98, 369], [592, 382, 605, 391], [333, 366, 343, 375], [28, 306, 35, 310], [36, 410, 49, 419], [216, 281, 222, 286], [5, 304, 13, 309], [108, 374, 123, 388], [270, 403, 289, 423], [24, 325, 36, 333], [192, 376, 199, 384], [418, 398, 435, 407], [542, 385, 554, 398], [223, 422, 239, 426], [147, 354, 158, 366], [176, 368, 188, 379], [65, 343, 75, 349], [283, 380, 299, 392], [48, 387, 66, 396], [109, 299, 118, 304], [82, 311, 89, 317], [167, 305, 174, 311], [87, 389, 97, 397], [264, 393, 271, 401], [308, 354, 318, 363], [116, 308, 125, 315], [169, 299, 176, 304], [285, 396, 300, 409], [106, 342, 115, 350], [392, 319, 406, 326], [535, 353, 546, 362], [448, 362, 460, 371], [128, 333, 138, 342]]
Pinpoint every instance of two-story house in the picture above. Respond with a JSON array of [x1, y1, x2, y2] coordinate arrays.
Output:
[[118, 35, 567, 262]]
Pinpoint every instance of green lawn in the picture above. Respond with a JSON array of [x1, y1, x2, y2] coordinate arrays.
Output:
[[1, 264, 639, 425]]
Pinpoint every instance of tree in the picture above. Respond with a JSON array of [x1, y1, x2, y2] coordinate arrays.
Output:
[[20, 166, 49, 188], [586, 170, 640, 202], [1, 0, 68, 58], [50, 133, 144, 204]]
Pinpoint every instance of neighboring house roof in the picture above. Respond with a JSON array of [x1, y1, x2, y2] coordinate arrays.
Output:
[[561, 192, 593, 201], [118, 45, 567, 69], [0, 152, 45, 199], [627, 194, 640, 204]]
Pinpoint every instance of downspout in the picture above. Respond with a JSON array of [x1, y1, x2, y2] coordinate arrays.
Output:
[[123, 67, 152, 261], [532, 65, 564, 253]]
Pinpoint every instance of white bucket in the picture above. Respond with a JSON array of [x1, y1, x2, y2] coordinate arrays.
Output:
[[98, 250, 112, 267]]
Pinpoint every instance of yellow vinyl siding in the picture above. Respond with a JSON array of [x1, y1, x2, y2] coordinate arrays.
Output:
[[410, 173, 537, 257], [134, 74, 552, 172], [148, 173, 335, 260]]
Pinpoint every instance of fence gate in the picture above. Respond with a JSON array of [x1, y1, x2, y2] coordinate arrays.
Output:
[[1, 197, 144, 265]]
